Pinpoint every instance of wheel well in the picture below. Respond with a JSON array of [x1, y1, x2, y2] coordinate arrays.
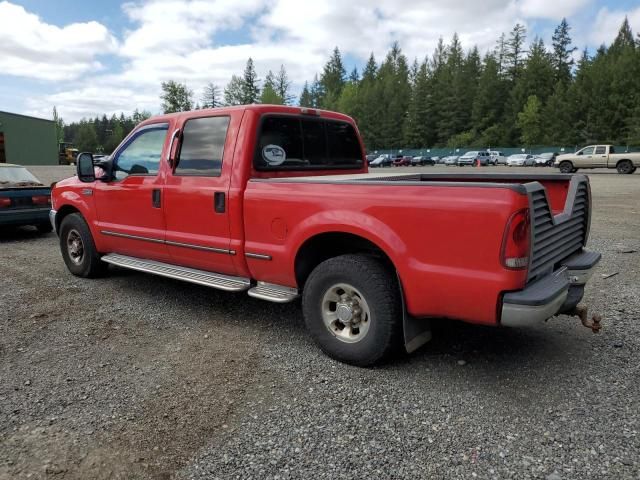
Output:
[[294, 232, 395, 288], [55, 205, 81, 232], [616, 158, 632, 166]]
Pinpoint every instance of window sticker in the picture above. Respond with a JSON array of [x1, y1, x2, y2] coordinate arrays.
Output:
[[262, 144, 286, 166]]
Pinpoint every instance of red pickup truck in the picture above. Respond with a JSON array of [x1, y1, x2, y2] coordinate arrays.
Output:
[[50, 105, 601, 366]]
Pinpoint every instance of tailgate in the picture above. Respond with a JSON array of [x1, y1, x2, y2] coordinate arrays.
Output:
[[524, 176, 590, 283]]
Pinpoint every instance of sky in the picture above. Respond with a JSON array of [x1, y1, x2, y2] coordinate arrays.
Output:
[[1, 0, 639, 122]]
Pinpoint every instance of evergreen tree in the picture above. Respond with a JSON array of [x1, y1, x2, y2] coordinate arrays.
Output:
[[319, 47, 346, 110], [260, 70, 284, 104], [160, 80, 193, 113], [274, 65, 293, 105], [52, 106, 64, 143], [299, 82, 313, 107], [201, 82, 221, 108], [74, 121, 99, 152], [241, 58, 260, 104], [505, 23, 527, 80], [551, 18, 576, 83], [224, 75, 245, 106]]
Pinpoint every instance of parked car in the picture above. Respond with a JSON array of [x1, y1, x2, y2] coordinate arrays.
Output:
[[392, 156, 413, 167], [51, 105, 601, 366], [488, 151, 506, 165], [507, 154, 534, 166], [411, 156, 435, 166], [431, 156, 441, 163], [533, 152, 557, 166], [0, 164, 52, 232], [458, 151, 491, 166], [554, 145, 640, 174], [365, 154, 378, 164], [370, 155, 392, 168], [443, 155, 459, 165]]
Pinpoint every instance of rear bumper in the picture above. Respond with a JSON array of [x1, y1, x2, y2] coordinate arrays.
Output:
[[49, 209, 57, 234], [0, 207, 50, 227], [501, 249, 601, 327]]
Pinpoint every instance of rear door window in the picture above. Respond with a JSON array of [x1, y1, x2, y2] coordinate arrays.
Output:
[[255, 115, 363, 170], [594, 146, 606, 155], [175, 116, 230, 176]]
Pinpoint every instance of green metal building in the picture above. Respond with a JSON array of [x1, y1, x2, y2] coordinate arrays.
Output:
[[0, 111, 58, 165]]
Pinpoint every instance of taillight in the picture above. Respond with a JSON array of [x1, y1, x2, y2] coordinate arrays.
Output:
[[32, 195, 51, 206], [501, 208, 530, 269], [0, 197, 10, 208]]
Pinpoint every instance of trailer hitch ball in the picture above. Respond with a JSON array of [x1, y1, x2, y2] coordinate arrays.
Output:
[[569, 304, 602, 333]]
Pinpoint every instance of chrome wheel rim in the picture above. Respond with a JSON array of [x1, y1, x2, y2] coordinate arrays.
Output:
[[67, 229, 84, 265], [321, 283, 371, 343]]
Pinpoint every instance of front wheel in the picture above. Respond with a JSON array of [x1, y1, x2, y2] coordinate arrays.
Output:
[[302, 254, 402, 366], [559, 161, 574, 173], [59, 213, 108, 278], [617, 160, 634, 174]]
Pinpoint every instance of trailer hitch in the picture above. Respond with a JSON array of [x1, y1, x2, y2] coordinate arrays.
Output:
[[566, 304, 602, 333]]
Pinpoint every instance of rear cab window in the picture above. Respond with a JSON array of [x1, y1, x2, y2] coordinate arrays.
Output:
[[254, 115, 364, 171]]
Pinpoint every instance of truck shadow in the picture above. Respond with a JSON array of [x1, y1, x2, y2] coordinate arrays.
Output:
[[0, 226, 52, 243]]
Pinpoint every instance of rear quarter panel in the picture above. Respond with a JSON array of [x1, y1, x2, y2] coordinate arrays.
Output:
[[243, 181, 529, 325]]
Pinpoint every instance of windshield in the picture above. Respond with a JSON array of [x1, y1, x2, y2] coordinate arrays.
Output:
[[511, 155, 527, 159], [464, 151, 479, 156], [0, 167, 42, 186]]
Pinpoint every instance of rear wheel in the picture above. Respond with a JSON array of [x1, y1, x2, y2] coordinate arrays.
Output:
[[617, 160, 634, 174], [59, 213, 108, 278], [559, 161, 574, 174], [302, 254, 402, 366]]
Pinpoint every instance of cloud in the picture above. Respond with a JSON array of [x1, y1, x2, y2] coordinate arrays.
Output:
[[10, 0, 637, 121], [0, 1, 118, 81], [517, 0, 592, 20], [590, 5, 640, 47]]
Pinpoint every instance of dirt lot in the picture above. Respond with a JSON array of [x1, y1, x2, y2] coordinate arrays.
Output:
[[1, 166, 638, 479]]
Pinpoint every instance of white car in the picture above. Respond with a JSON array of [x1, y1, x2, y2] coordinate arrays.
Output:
[[488, 151, 506, 165], [507, 154, 534, 166]]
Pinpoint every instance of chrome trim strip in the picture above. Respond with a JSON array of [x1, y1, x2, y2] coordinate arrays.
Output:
[[101, 230, 164, 244], [245, 252, 272, 260], [165, 239, 233, 255], [101, 230, 234, 255], [166, 128, 180, 164], [49, 209, 57, 233]]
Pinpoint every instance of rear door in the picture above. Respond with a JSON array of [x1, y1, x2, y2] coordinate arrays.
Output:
[[163, 113, 239, 275], [594, 145, 608, 167]]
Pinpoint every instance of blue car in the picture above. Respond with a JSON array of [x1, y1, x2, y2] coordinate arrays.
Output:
[[0, 164, 52, 233]]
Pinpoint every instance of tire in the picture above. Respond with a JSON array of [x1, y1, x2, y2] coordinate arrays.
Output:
[[616, 160, 634, 174], [59, 213, 108, 278], [302, 254, 403, 367], [36, 223, 53, 234], [559, 161, 574, 174]]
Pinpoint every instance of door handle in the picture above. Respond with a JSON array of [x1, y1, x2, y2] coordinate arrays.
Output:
[[214, 192, 225, 213], [152, 189, 161, 208]]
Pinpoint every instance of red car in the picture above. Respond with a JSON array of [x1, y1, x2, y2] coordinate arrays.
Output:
[[50, 105, 601, 366], [392, 156, 413, 167]]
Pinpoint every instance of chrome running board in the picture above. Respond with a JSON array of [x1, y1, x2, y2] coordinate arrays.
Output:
[[247, 281, 299, 303], [101, 254, 250, 292]]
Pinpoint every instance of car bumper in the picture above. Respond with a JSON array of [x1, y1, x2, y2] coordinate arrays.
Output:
[[500, 249, 601, 327], [49, 209, 57, 234], [0, 207, 51, 227]]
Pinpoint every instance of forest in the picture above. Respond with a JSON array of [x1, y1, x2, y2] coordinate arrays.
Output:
[[60, 17, 640, 153]]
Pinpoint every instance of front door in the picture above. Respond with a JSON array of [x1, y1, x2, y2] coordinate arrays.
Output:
[[163, 114, 237, 275], [575, 146, 595, 168], [93, 122, 171, 261]]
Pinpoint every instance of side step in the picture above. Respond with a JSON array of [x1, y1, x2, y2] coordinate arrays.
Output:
[[247, 281, 299, 303], [101, 254, 251, 292]]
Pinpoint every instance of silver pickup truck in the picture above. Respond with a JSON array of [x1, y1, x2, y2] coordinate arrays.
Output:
[[555, 145, 640, 174]]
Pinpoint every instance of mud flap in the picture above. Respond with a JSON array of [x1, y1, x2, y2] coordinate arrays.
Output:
[[398, 273, 432, 353]]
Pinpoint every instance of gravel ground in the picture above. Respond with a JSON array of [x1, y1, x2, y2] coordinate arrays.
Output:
[[1, 166, 638, 479]]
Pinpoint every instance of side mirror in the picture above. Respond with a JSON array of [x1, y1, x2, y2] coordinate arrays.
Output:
[[77, 152, 96, 183]]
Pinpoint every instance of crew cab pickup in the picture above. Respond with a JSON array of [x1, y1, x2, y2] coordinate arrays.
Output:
[[555, 145, 640, 174], [50, 105, 601, 366]]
